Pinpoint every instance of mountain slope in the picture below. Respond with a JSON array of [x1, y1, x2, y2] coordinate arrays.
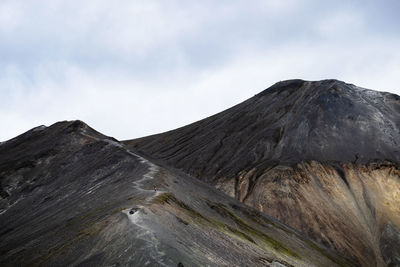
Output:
[[125, 79, 400, 266], [126, 79, 399, 182], [0, 121, 350, 266]]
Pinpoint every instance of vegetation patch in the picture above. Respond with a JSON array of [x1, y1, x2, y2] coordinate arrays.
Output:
[[153, 192, 211, 223], [153, 192, 174, 204], [230, 203, 292, 234], [225, 225, 255, 243], [154, 193, 260, 245], [231, 203, 352, 266], [155, 193, 303, 260], [207, 201, 300, 259]]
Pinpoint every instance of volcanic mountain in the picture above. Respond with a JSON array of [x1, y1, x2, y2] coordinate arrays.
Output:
[[0, 121, 351, 266], [0, 79, 399, 266], [125, 79, 400, 266]]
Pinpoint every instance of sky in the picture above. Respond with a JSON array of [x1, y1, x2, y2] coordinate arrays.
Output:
[[1, 0, 399, 141]]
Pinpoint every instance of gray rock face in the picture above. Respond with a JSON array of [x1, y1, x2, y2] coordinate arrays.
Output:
[[0, 120, 350, 266]]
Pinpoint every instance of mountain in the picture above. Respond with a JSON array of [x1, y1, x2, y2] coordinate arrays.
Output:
[[0, 121, 351, 266], [125, 79, 400, 266]]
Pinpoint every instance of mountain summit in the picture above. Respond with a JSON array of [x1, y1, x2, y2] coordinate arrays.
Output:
[[127, 79, 399, 180]]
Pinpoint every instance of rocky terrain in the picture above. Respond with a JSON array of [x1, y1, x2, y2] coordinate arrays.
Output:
[[1, 79, 399, 266], [0, 120, 351, 266], [126, 79, 400, 266]]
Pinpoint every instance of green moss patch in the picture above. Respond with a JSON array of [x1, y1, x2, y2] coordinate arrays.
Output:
[[225, 225, 255, 243], [153, 193, 211, 223], [231, 203, 353, 266], [155, 193, 300, 259], [207, 201, 300, 259]]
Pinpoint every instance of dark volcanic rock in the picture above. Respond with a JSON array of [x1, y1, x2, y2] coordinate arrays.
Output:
[[125, 79, 400, 266], [126, 79, 399, 183], [0, 121, 349, 266]]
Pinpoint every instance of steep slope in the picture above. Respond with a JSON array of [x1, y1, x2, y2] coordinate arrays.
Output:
[[0, 121, 350, 266], [125, 79, 400, 266]]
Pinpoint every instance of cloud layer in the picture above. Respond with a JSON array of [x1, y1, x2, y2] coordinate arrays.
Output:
[[1, 0, 399, 141]]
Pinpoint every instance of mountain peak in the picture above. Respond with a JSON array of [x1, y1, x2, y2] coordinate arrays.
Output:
[[127, 79, 400, 177], [49, 120, 94, 135], [257, 79, 353, 96]]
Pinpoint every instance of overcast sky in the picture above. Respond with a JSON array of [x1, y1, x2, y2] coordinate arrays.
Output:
[[1, 0, 399, 141]]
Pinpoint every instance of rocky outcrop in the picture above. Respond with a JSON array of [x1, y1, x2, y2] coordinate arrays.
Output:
[[125, 79, 400, 266]]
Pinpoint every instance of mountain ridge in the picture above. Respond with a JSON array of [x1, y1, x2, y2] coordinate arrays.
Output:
[[0, 120, 351, 266]]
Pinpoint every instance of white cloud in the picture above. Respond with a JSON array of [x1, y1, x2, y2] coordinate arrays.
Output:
[[0, 0, 399, 141], [317, 10, 366, 38], [0, 1, 23, 32]]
